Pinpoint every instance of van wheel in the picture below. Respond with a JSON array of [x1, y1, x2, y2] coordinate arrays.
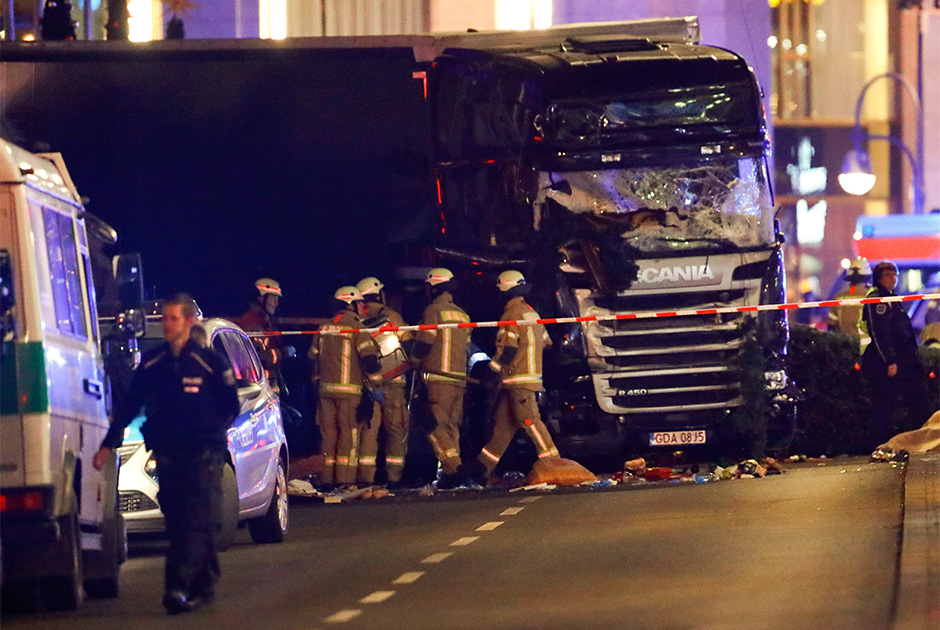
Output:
[[216, 463, 239, 552], [1, 580, 41, 614], [248, 457, 288, 544], [84, 497, 125, 599], [42, 512, 84, 611]]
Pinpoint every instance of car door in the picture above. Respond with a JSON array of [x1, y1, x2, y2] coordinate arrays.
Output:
[[230, 330, 282, 501], [212, 328, 269, 510]]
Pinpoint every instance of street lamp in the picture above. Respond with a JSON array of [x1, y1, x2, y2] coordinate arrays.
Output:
[[838, 72, 925, 214]]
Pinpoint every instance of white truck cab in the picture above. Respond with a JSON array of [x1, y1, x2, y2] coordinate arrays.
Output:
[[0, 138, 125, 611]]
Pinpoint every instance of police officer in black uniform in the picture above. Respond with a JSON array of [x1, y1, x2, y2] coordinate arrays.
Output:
[[93, 294, 239, 614], [861, 261, 932, 444]]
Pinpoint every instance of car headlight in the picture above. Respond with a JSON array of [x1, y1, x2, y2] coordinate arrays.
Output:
[[764, 369, 787, 390], [144, 454, 159, 482]]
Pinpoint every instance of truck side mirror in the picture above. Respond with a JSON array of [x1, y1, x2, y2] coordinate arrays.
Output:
[[114, 253, 144, 310]]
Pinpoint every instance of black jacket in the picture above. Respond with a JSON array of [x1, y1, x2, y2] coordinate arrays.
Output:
[[102, 337, 240, 453], [863, 285, 919, 367]]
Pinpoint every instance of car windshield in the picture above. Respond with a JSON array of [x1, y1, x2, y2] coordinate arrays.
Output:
[[535, 156, 775, 254]]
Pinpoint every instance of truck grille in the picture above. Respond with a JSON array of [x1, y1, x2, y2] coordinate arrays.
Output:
[[567, 250, 773, 428], [119, 490, 159, 513]]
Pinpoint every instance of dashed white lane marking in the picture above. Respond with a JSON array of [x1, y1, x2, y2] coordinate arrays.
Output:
[[360, 591, 396, 604], [325, 609, 362, 623], [327, 498, 546, 623], [393, 571, 426, 584]]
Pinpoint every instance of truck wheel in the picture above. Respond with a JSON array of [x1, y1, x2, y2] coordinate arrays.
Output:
[[248, 457, 288, 544], [216, 463, 239, 552], [41, 512, 84, 611]]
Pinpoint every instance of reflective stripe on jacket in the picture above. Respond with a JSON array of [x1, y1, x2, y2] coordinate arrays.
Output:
[[318, 309, 370, 396], [492, 296, 551, 392], [417, 292, 470, 384]]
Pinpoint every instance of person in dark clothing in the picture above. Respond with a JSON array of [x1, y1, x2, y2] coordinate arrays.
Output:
[[861, 261, 933, 445], [93, 294, 239, 614]]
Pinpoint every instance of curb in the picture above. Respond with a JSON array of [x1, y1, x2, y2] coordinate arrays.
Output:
[[894, 452, 940, 629]]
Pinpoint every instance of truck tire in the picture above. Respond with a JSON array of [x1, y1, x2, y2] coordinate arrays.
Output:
[[216, 463, 239, 552], [248, 457, 288, 544], [41, 511, 84, 611]]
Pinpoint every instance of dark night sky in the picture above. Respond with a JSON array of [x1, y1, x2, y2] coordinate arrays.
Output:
[[1, 45, 436, 319]]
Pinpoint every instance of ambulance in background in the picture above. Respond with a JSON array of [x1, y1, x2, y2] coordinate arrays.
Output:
[[853, 213, 940, 342], [0, 138, 127, 611]]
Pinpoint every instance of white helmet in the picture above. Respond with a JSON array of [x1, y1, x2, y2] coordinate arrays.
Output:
[[255, 278, 282, 297], [356, 276, 384, 297], [425, 268, 454, 286], [334, 285, 363, 305], [847, 257, 871, 276], [496, 269, 526, 293]]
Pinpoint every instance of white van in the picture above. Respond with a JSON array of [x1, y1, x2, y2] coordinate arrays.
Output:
[[0, 139, 124, 611]]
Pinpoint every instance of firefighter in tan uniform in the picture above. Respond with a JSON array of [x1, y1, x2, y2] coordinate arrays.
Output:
[[355, 276, 412, 488], [310, 286, 380, 490], [827, 257, 871, 351], [475, 270, 559, 480], [409, 268, 472, 489]]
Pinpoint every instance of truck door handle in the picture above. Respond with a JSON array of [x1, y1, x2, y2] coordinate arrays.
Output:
[[83, 378, 103, 399]]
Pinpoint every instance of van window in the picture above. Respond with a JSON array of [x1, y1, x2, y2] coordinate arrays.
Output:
[[83, 253, 99, 341], [42, 206, 88, 338]]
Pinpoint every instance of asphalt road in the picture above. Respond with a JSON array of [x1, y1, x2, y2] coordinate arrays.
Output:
[[1, 457, 907, 630]]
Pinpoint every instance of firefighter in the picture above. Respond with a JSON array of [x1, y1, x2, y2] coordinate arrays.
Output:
[[238, 278, 295, 393], [92, 294, 239, 614], [311, 286, 381, 490], [355, 276, 412, 488], [861, 261, 933, 445], [472, 270, 559, 481], [409, 268, 472, 489], [827, 257, 871, 348]]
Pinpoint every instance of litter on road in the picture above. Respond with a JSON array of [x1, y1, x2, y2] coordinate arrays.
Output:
[[286, 454, 789, 502]]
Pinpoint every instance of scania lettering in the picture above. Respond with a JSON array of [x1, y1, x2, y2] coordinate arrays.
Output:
[[1, 139, 125, 610], [637, 265, 718, 286]]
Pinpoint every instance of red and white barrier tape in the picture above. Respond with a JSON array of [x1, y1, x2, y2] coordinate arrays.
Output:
[[247, 292, 940, 338]]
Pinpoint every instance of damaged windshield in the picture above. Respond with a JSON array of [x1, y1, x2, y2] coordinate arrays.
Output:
[[534, 156, 774, 253]]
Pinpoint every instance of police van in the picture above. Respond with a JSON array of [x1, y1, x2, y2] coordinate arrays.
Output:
[[1, 139, 125, 610]]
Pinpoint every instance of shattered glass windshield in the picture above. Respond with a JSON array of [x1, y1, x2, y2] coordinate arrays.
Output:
[[534, 156, 775, 253]]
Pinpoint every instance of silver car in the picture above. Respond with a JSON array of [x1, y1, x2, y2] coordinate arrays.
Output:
[[110, 314, 289, 549]]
